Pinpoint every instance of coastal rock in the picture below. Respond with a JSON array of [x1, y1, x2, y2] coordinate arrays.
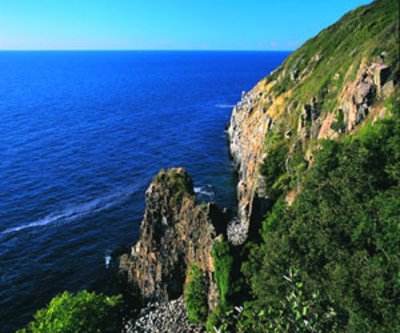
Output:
[[227, 86, 276, 240], [227, 50, 397, 238], [123, 296, 205, 333], [371, 63, 390, 96], [119, 168, 228, 309]]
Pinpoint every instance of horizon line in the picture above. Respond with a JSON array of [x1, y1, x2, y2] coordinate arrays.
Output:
[[0, 49, 294, 52]]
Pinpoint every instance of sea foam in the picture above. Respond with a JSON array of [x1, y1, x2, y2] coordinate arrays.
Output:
[[1, 186, 136, 235]]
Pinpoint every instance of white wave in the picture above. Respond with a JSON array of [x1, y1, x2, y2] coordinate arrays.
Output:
[[1, 187, 136, 235], [215, 104, 235, 109], [194, 185, 215, 198], [105, 255, 111, 269]]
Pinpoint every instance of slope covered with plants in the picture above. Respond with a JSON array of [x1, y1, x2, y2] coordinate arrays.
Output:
[[215, 0, 400, 332]]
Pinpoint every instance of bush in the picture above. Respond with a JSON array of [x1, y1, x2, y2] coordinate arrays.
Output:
[[260, 139, 289, 200], [185, 264, 208, 324], [16, 290, 124, 333], [237, 269, 337, 333], [212, 240, 233, 307], [206, 304, 225, 332], [243, 112, 400, 332]]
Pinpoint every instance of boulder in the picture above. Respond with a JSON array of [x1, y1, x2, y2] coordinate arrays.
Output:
[[355, 82, 374, 105], [371, 63, 390, 95]]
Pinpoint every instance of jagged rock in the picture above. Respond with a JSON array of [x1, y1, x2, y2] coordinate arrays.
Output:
[[226, 1, 397, 248], [290, 68, 300, 81], [227, 84, 274, 236], [119, 168, 227, 309], [354, 82, 374, 105], [371, 63, 390, 95]]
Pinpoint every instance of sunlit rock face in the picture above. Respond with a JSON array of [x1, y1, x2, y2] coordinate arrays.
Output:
[[228, 52, 396, 242], [120, 168, 228, 309]]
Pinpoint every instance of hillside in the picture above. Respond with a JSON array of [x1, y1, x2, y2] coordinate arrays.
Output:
[[120, 0, 400, 332], [221, 0, 400, 332], [228, 0, 399, 238]]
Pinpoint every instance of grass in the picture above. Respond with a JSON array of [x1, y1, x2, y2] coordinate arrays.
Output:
[[266, 0, 398, 111]]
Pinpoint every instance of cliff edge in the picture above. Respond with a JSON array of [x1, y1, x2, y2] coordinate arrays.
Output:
[[228, 0, 399, 241]]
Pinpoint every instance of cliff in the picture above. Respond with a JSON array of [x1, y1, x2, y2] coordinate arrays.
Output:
[[119, 168, 228, 310], [228, 0, 399, 240], [119, 1, 399, 331]]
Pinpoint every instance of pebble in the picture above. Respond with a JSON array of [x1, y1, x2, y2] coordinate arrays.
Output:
[[122, 296, 205, 333]]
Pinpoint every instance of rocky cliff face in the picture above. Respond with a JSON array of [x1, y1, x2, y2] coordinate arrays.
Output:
[[120, 168, 228, 309], [228, 0, 398, 241], [228, 84, 274, 241]]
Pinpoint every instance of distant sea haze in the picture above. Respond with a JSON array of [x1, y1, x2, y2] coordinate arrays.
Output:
[[0, 50, 289, 332]]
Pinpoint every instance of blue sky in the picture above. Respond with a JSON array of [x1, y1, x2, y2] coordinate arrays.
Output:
[[0, 0, 372, 50]]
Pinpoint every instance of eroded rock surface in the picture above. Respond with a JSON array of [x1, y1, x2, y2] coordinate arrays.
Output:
[[227, 56, 397, 242], [119, 168, 227, 309]]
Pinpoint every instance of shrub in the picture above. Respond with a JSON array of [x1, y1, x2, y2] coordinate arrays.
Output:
[[212, 240, 233, 307], [206, 304, 225, 332], [16, 290, 124, 333], [185, 264, 208, 324], [260, 139, 289, 200], [243, 112, 400, 332]]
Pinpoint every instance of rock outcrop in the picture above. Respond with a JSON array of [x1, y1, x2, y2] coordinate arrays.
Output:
[[227, 88, 272, 242], [119, 168, 228, 310]]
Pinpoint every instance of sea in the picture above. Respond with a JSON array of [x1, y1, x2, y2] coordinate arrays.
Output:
[[0, 51, 289, 332]]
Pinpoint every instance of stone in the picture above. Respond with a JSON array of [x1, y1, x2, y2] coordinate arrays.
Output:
[[354, 82, 374, 105], [119, 168, 228, 310], [123, 296, 205, 333], [371, 63, 390, 92], [382, 80, 396, 98], [290, 68, 300, 81], [313, 53, 322, 62]]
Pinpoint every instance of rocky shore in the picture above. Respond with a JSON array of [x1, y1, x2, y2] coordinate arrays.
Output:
[[122, 296, 205, 333]]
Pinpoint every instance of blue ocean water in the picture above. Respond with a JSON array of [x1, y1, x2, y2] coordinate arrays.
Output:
[[0, 51, 289, 332]]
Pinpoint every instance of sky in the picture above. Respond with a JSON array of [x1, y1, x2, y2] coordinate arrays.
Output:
[[0, 0, 372, 51]]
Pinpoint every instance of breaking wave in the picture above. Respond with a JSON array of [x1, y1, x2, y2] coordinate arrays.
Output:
[[1, 186, 137, 235], [194, 185, 215, 200]]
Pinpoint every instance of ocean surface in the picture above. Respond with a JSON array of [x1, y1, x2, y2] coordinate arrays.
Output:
[[0, 51, 289, 332]]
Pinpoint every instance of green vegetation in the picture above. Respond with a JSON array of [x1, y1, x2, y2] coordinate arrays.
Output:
[[185, 264, 208, 324], [220, 102, 400, 332], [266, 0, 398, 110], [212, 239, 233, 307], [16, 291, 123, 333], [153, 168, 193, 203], [260, 133, 289, 200], [238, 269, 338, 332], [260, 127, 308, 201], [331, 109, 344, 132]]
